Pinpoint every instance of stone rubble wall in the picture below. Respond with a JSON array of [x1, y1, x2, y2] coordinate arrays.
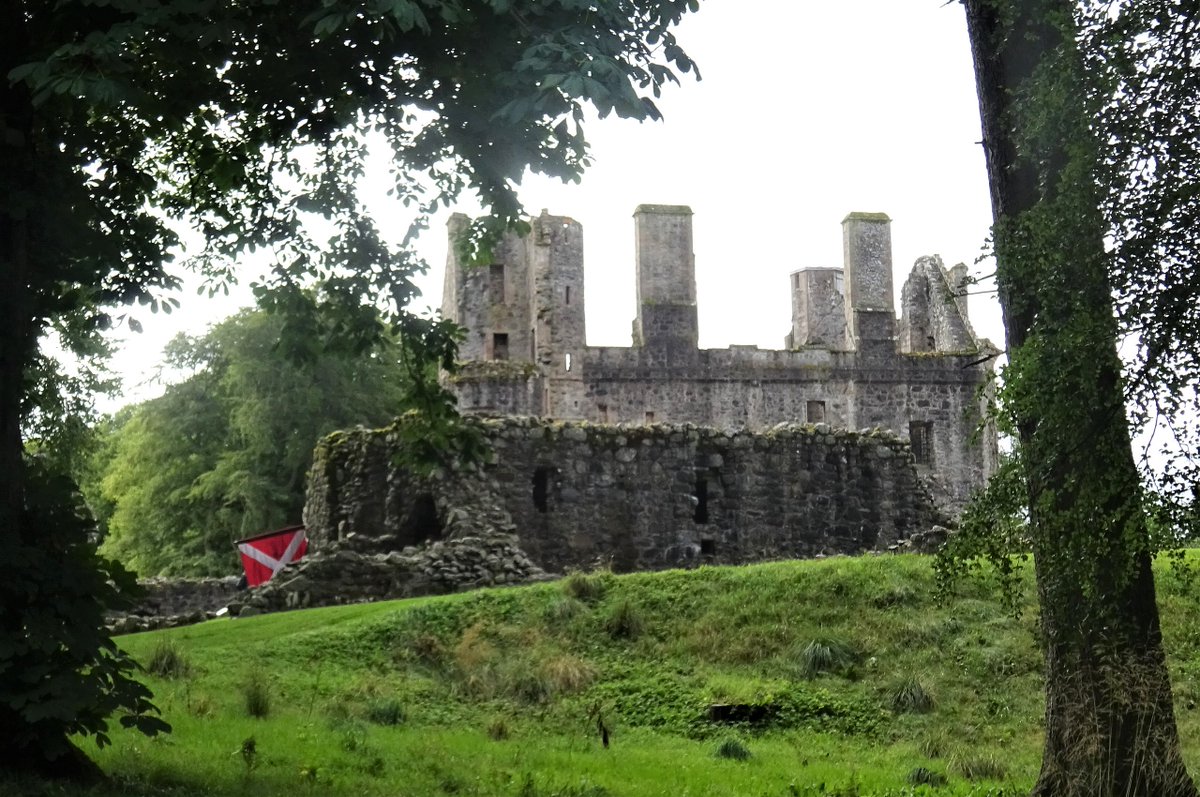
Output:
[[305, 416, 946, 576], [109, 414, 948, 633], [244, 531, 550, 613], [107, 576, 244, 634]]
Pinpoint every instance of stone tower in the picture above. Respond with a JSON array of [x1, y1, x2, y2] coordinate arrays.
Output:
[[632, 204, 698, 353]]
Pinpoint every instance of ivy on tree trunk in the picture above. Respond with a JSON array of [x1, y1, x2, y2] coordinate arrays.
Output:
[[961, 0, 1195, 793]]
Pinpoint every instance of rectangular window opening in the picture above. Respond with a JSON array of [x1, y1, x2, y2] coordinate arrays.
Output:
[[565, 352, 573, 371], [909, 421, 933, 465], [693, 477, 709, 524], [644, 411, 655, 424], [489, 263, 505, 303], [565, 286, 571, 305], [598, 403, 609, 423], [806, 400, 826, 423], [532, 466, 551, 513], [700, 538, 716, 556], [492, 332, 509, 361]]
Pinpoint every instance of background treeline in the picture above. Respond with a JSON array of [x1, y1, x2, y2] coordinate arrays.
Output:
[[79, 308, 413, 577]]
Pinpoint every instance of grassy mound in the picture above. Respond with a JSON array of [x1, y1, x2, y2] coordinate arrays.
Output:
[[9, 553, 1200, 796]]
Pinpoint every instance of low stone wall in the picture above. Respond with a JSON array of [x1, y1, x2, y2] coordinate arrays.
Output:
[[305, 416, 945, 575], [108, 576, 244, 634], [245, 530, 550, 613]]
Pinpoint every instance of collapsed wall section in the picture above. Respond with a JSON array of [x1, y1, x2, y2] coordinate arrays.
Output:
[[304, 417, 943, 574]]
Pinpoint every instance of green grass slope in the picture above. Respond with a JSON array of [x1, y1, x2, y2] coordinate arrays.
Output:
[[9, 553, 1200, 797]]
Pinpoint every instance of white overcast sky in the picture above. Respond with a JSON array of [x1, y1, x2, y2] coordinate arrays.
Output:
[[103, 0, 1002, 409]]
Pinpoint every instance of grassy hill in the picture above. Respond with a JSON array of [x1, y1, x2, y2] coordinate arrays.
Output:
[[9, 553, 1200, 796]]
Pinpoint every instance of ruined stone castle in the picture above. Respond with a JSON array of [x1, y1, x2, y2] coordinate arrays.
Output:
[[128, 207, 1000, 617], [442, 205, 998, 511]]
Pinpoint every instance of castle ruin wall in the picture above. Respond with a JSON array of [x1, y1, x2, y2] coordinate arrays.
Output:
[[303, 417, 944, 574], [442, 206, 999, 513]]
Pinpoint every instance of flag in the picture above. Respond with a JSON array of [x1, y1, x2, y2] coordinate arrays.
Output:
[[236, 525, 308, 587]]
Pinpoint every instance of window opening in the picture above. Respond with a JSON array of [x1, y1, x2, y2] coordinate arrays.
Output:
[[644, 411, 655, 424], [565, 286, 571, 305], [806, 400, 826, 423], [598, 403, 609, 423], [693, 477, 709, 524], [399, 493, 442, 546], [492, 332, 509, 361], [565, 352, 572, 371], [489, 264, 505, 302], [909, 421, 933, 465], [532, 466, 551, 513], [700, 539, 716, 556]]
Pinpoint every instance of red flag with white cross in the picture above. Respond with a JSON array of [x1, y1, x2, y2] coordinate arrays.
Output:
[[235, 525, 308, 587]]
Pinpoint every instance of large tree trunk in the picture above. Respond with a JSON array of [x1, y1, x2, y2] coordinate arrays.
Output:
[[962, 1, 1196, 794], [0, 71, 36, 773]]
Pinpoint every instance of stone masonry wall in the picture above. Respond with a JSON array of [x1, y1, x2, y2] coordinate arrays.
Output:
[[441, 207, 998, 515], [304, 416, 944, 575]]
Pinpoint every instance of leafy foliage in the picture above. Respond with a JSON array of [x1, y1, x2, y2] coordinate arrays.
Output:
[[0, 459, 168, 764], [2, 0, 700, 767], [1082, 2, 1200, 518], [85, 308, 411, 575]]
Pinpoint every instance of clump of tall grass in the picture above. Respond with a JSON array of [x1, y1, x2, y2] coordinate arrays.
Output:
[[906, 766, 947, 787], [242, 671, 271, 718], [145, 638, 190, 679], [364, 697, 406, 726], [562, 570, 607, 603], [889, 676, 936, 714], [543, 594, 587, 625], [487, 715, 512, 740], [714, 736, 751, 761], [796, 636, 858, 679], [451, 622, 595, 703], [604, 598, 644, 640], [952, 754, 1007, 781]]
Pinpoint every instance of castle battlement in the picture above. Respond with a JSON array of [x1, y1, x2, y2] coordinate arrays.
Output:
[[441, 206, 998, 510]]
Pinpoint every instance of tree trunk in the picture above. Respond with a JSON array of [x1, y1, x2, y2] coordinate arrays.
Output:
[[962, 1, 1196, 794]]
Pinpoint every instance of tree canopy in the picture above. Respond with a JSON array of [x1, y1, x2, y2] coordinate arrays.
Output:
[[83, 308, 414, 576], [1, 0, 700, 774]]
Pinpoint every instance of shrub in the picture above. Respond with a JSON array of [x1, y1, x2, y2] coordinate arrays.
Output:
[[797, 637, 858, 679], [145, 638, 190, 679], [364, 697, 406, 726], [714, 736, 751, 761], [890, 676, 936, 714], [604, 598, 644, 640], [242, 672, 271, 718]]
